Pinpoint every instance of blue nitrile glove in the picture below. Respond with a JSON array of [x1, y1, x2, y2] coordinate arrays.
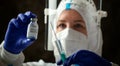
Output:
[[57, 50, 112, 66], [4, 11, 37, 54]]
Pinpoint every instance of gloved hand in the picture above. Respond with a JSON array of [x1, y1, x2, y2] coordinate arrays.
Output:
[[4, 11, 37, 54], [57, 50, 112, 66]]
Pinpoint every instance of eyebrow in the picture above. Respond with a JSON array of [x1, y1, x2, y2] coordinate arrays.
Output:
[[74, 20, 84, 23], [58, 20, 66, 22], [58, 20, 83, 22]]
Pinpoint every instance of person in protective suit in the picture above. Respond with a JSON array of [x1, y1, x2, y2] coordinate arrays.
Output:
[[0, 0, 118, 66]]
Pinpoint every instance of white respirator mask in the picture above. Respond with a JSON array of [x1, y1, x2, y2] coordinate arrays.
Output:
[[52, 28, 88, 61]]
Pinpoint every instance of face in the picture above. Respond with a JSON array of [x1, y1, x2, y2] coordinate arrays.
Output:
[[56, 9, 87, 35]]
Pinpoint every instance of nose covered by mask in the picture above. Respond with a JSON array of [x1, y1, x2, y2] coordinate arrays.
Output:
[[52, 28, 88, 61]]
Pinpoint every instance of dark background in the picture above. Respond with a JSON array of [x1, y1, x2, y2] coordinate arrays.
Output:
[[0, 0, 120, 65]]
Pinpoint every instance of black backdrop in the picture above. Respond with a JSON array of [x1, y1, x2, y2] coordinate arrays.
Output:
[[0, 0, 120, 65]]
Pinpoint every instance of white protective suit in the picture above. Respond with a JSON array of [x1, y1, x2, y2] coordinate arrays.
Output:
[[0, 0, 118, 66]]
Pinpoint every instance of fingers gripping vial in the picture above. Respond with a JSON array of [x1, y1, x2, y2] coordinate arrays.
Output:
[[27, 18, 39, 39]]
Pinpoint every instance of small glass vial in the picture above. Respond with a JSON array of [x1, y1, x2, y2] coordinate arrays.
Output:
[[27, 18, 39, 39]]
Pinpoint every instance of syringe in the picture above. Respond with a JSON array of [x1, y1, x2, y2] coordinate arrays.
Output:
[[50, 22, 66, 62]]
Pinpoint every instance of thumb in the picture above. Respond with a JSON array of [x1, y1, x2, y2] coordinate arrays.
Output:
[[22, 38, 35, 48]]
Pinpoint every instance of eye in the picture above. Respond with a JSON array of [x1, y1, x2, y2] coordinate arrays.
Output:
[[73, 22, 86, 33], [74, 23, 83, 28], [57, 23, 66, 30]]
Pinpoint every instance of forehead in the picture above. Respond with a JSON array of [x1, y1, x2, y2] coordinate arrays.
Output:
[[58, 9, 84, 21]]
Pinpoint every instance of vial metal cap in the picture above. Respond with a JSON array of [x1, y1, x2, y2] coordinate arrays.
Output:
[[30, 18, 38, 22]]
